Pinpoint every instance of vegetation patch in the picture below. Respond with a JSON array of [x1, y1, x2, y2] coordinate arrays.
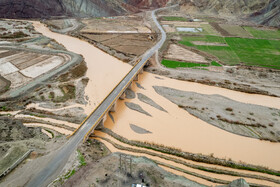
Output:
[[162, 59, 209, 69], [53, 84, 76, 103], [64, 169, 76, 179], [162, 59, 222, 69], [0, 31, 28, 39], [77, 150, 86, 167], [211, 61, 222, 66], [58, 61, 87, 82]]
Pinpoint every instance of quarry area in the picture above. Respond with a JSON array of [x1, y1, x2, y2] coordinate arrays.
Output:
[[0, 0, 280, 187]]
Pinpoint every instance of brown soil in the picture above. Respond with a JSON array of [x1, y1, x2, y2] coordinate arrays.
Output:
[[209, 22, 233, 36], [192, 41, 228, 46], [80, 33, 158, 56], [163, 43, 208, 63]]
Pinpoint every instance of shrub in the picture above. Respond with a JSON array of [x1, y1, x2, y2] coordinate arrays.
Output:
[[225, 107, 233, 112]]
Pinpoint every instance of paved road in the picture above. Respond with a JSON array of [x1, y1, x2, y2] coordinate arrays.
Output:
[[26, 5, 177, 187]]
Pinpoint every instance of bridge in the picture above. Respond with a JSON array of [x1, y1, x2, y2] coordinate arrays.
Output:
[[26, 5, 178, 187], [70, 4, 173, 142]]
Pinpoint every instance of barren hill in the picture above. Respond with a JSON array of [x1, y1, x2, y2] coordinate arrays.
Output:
[[250, 0, 280, 27], [0, 0, 169, 18], [180, 0, 279, 27]]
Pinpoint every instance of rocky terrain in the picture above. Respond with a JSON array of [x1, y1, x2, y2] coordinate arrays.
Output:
[[62, 139, 204, 187], [179, 0, 280, 27], [0, 117, 47, 142], [0, 117, 49, 176], [0, 0, 169, 19], [180, 0, 268, 15], [251, 0, 280, 27]]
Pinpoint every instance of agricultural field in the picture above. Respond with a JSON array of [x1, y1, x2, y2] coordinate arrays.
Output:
[[179, 35, 280, 68], [163, 44, 208, 63], [160, 20, 220, 35], [244, 27, 280, 39], [219, 24, 252, 37], [161, 16, 188, 21], [81, 15, 151, 33]]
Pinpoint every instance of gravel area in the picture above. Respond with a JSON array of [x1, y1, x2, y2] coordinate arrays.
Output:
[[125, 89, 136, 99], [129, 124, 152, 134], [153, 86, 280, 142], [137, 93, 167, 112], [125, 102, 152, 117], [136, 82, 145, 90]]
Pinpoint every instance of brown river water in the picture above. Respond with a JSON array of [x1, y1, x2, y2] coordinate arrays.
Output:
[[32, 22, 280, 171]]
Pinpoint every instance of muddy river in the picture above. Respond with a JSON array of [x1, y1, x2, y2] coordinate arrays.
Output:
[[33, 22, 280, 171]]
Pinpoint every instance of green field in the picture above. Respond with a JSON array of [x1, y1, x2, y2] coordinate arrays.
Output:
[[244, 27, 280, 40], [161, 59, 222, 69], [179, 35, 280, 68], [162, 59, 208, 68], [162, 16, 188, 21]]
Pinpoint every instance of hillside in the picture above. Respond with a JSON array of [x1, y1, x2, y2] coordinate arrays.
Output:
[[0, 0, 169, 18], [250, 0, 280, 27], [179, 0, 279, 27]]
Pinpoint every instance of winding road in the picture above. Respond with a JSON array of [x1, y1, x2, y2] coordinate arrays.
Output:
[[26, 5, 177, 187]]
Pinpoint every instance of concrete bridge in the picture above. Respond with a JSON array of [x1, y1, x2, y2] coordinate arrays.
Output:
[[78, 61, 146, 142]]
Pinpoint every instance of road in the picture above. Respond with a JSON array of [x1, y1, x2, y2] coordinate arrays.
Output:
[[26, 5, 176, 187]]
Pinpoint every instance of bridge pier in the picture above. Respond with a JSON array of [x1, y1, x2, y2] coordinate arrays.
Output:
[[109, 102, 117, 112], [95, 115, 107, 130], [134, 74, 139, 81], [139, 68, 144, 74], [119, 92, 126, 100]]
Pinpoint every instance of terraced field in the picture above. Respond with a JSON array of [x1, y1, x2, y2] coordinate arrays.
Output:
[[0, 49, 70, 89]]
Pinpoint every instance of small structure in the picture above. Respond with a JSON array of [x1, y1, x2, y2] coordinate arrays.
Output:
[[132, 184, 148, 187]]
